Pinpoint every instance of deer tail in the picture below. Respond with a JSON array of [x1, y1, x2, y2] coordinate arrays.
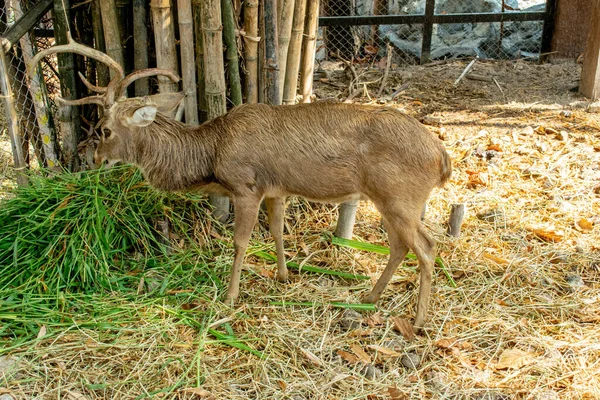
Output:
[[438, 149, 452, 187]]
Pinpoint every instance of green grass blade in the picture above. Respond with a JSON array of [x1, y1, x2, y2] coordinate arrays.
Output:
[[269, 301, 377, 311], [252, 251, 369, 280], [207, 329, 265, 359]]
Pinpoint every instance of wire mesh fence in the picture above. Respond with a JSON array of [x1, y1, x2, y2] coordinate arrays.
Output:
[[319, 0, 547, 64]]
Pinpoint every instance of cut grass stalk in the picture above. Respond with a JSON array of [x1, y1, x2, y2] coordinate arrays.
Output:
[[252, 250, 370, 280], [331, 235, 456, 287], [269, 301, 377, 311]]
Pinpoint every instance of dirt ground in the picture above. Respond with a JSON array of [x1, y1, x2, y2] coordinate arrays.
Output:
[[2, 59, 600, 399]]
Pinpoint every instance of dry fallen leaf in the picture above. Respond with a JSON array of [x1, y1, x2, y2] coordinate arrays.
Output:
[[350, 344, 372, 364], [276, 380, 287, 391], [65, 390, 88, 400], [495, 348, 536, 370], [495, 298, 510, 306], [483, 252, 509, 265], [258, 268, 274, 279], [366, 312, 385, 327], [349, 328, 375, 337], [391, 317, 415, 341], [487, 144, 503, 152], [367, 345, 401, 357], [301, 348, 324, 366], [435, 337, 459, 350], [575, 218, 594, 232], [37, 325, 47, 340], [529, 227, 564, 242], [388, 385, 405, 400], [337, 350, 360, 364]]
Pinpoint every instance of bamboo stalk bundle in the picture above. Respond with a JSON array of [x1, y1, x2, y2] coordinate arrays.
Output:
[[133, 0, 149, 96], [258, 0, 265, 103], [201, 0, 230, 221], [243, 0, 259, 103], [177, 0, 199, 123], [222, 0, 242, 106], [98, 0, 125, 75], [92, 0, 109, 87], [150, 0, 179, 93], [277, 0, 294, 99], [53, 0, 81, 171], [282, 0, 306, 105], [300, 0, 319, 103], [192, 0, 207, 121], [13, 1, 59, 171], [263, 0, 280, 105]]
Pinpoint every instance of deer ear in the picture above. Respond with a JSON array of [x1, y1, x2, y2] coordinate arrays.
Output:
[[126, 105, 157, 127], [147, 92, 185, 118]]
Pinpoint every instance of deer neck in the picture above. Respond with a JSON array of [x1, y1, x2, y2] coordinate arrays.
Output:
[[132, 118, 218, 192]]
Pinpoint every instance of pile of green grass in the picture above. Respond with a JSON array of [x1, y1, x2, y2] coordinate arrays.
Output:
[[0, 165, 215, 294]]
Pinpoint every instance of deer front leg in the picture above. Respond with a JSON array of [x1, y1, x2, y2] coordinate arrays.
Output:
[[265, 197, 288, 282], [225, 196, 261, 304]]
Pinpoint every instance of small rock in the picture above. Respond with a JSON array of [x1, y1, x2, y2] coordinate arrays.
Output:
[[423, 115, 441, 126], [535, 390, 560, 400], [556, 130, 568, 141], [588, 101, 600, 113], [0, 356, 17, 380], [338, 309, 363, 331], [401, 352, 420, 369], [521, 126, 535, 135], [361, 364, 383, 380], [0, 395, 15, 400], [291, 396, 306, 400], [566, 274, 584, 291], [559, 110, 572, 118]]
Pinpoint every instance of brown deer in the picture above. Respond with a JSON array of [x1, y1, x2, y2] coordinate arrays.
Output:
[[31, 36, 451, 330]]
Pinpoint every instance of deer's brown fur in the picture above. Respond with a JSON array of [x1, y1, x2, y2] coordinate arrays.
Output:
[[96, 99, 451, 329]]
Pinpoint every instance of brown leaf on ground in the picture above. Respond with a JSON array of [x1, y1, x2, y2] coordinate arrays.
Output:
[[350, 344, 372, 364], [435, 337, 459, 350], [391, 317, 415, 341], [366, 312, 385, 327], [495, 348, 536, 370], [367, 344, 401, 357], [276, 380, 287, 391], [575, 218, 594, 232], [337, 350, 360, 364], [388, 385, 406, 399], [181, 388, 216, 399], [301, 348, 324, 366], [258, 268, 275, 279], [529, 227, 564, 242], [487, 144, 503, 152], [483, 252, 509, 265]]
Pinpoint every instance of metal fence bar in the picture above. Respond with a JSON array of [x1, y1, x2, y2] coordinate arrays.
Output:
[[318, 11, 547, 27], [541, 0, 558, 57], [420, 0, 436, 64]]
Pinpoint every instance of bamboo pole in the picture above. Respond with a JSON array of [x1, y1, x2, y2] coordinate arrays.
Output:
[[0, 43, 28, 186], [277, 0, 294, 100], [258, 0, 265, 103], [300, 0, 319, 103], [178, 0, 199, 123], [282, 0, 306, 105], [263, 0, 280, 105], [53, 0, 81, 171], [243, 0, 259, 104], [13, 1, 59, 171], [91, 0, 109, 87], [192, 1, 207, 121], [222, 0, 242, 106], [151, 0, 179, 93], [201, 0, 230, 221], [98, 0, 125, 76], [133, 0, 149, 96]]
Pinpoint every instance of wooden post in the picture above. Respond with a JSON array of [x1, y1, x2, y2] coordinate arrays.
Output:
[[0, 41, 28, 186], [282, 0, 306, 105], [92, 0, 109, 87], [133, 0, 149, 96], [192, 0, 207, 121], [580, 0, 600, 100], [299, 0, 319, 103], [334, 200, 358, 239], [98, 0, 125, 75], [178, 0, 199, 123], [277, 0, 294, 99], [201, 0, 230, 221], [150, 0, 180, 93]]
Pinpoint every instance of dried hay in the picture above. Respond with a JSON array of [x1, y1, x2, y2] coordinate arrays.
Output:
[[1, 59, 600, 399]]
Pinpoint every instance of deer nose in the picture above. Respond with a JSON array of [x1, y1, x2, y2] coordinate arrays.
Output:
[[93, 151, 101, 167]]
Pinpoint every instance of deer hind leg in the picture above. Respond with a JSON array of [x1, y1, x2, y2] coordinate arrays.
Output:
[[225, 195, 262, 304], [367, 202, 436, 330], [362, 219, 409, 304], [265, 197, 288, 282]]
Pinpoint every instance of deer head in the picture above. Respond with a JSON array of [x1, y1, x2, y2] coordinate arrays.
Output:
[[29, 33, 185, 167]]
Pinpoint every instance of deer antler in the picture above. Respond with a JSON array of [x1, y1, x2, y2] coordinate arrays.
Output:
[[115, 69, 181, 100], [29, 32, 124, 106], [78, 71, 107, 94]]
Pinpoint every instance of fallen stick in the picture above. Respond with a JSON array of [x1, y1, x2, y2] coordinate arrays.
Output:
[[466, 73, 493, 82], [493, 78, 505, 97], [454, 58, 477, 87], [377, 42, 393, 97], [447, 203, 466, 237]]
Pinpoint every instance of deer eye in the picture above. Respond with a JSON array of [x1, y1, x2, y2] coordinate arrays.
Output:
[[102, 128, 112, 139]]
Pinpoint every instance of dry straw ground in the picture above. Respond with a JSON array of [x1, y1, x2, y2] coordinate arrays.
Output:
[[1, 59, 600, 399]]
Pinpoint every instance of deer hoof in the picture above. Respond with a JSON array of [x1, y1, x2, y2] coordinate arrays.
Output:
[[224, 292, 238, 306], [276, 270, 288, 283]]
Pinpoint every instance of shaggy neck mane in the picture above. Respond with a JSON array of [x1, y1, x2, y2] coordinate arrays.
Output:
[[132, 113, 220, 191]]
